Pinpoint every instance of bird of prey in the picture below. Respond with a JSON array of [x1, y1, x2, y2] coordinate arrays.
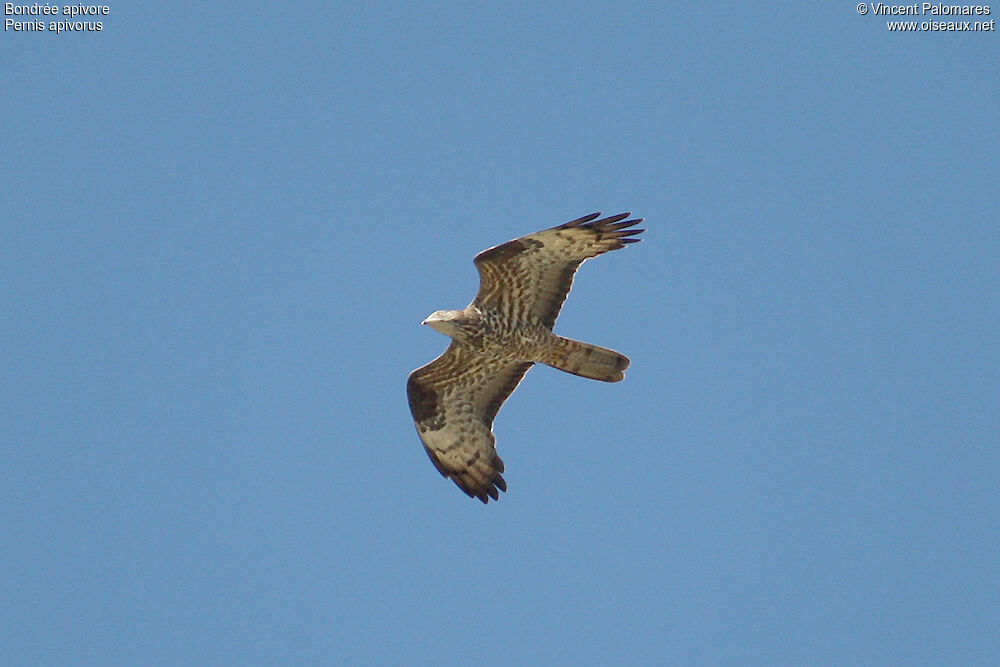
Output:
[[407, 212, 644, 503]]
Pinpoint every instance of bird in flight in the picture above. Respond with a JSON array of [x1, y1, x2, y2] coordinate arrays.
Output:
[[407, 212, 644, 503]]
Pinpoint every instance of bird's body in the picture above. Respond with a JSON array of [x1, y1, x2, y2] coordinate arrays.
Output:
[[407, 212, 644, 503]]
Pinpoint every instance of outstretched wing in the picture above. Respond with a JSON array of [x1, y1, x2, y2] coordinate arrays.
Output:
[[473, 212, 644, 328], [407, 343, 533, 503]]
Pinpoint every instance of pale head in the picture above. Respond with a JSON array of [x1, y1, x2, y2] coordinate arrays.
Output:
[[421, 308, 481, 342], [422, 309, 463, 336]]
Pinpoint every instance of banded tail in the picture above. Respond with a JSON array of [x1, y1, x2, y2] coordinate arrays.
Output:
[[544, 336, 630, 382]]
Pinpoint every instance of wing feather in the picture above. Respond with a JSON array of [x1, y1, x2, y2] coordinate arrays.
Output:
[[407, 343, 532, 503], [473, 212, 644, 328]]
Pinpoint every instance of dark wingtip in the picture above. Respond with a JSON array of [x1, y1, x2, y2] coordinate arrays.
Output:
[[595, 212, 631, 225], [453, 474, 506, 504], [614, 218, 643, 229], [560, 212, 602, 228], [604, 215, 644, 248]]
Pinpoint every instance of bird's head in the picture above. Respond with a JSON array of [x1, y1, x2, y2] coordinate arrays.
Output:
[[422, 309, 478, 341]]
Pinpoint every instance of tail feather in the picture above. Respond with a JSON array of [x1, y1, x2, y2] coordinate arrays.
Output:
[[545, 336, 630, 382]]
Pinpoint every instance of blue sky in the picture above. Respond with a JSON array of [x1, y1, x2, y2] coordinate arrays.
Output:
[[3, 2, 998, 664]]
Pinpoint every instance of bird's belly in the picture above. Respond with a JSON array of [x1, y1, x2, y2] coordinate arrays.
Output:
[[477, 324, 550, 362]]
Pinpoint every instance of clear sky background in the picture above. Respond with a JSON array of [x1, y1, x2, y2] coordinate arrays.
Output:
[[3, 2, 998, 664]]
